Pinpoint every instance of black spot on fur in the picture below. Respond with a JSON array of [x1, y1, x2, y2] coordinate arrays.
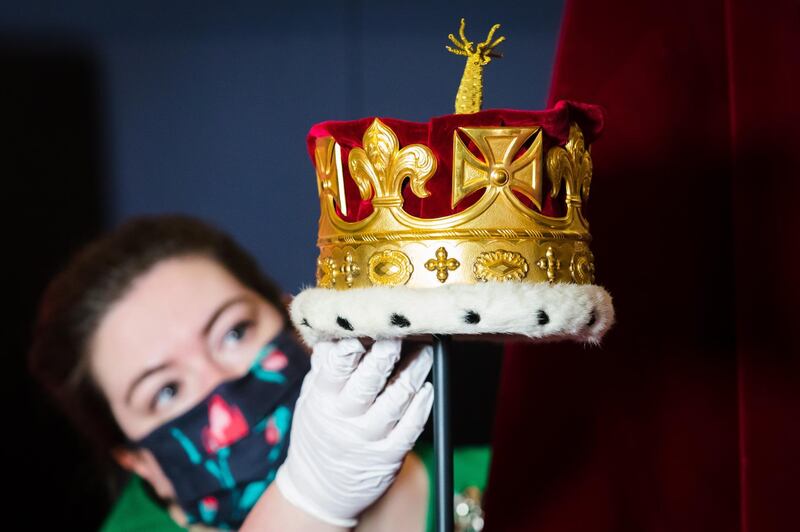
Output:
[[390, 313, 410, 328], [587, 309, 597, 328], [464, 310, 481, 324], [300, 318, 311, 328], [336, 316, 354, 331], [536, 310, 550, 325]]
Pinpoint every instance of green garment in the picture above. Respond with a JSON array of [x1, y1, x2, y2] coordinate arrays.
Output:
[[414, 442, 492, 532], [98, 441, 491, 532]]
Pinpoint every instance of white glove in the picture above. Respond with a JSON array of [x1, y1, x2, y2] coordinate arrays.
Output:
[[274, 338, 434, 528]]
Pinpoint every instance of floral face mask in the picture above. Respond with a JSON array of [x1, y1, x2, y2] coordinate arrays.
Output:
[[125, 326, 311, 530]]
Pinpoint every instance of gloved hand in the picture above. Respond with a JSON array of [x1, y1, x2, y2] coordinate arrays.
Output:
[[274, 337, 434, 528]]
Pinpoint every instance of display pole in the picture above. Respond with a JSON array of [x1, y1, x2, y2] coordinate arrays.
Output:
[[432, 333, 453, 532]]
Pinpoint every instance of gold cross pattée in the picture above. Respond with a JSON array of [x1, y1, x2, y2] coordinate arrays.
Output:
[[452, 126, 543, 210]]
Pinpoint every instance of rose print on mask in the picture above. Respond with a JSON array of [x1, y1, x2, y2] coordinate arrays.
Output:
[[252, 344, 289, 383], [268, 406, 291, 462], [201, 395, 250, 454], [265, 418, 280, 445], [256, 405, 292, 459], [199, 496, 219, 524], [262, 349, 288, 371]]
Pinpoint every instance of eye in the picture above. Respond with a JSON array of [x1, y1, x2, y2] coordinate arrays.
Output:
[[222, 320, 254, 348], [150, 381, 180, 412]]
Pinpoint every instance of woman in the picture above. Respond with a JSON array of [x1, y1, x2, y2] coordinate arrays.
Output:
[[27, 213, 434, 531]]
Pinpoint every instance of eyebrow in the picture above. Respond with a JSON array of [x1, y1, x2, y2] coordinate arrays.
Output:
[[124, 294, 251, 407]]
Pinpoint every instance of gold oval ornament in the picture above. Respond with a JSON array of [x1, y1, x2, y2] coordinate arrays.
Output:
[[316, 256, 337, 288], [569, 250, 595, 284], [473, 250, 529, 282], [368, 250, 414, 286]]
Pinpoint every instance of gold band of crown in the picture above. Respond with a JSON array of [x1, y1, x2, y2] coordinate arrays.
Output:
[[313, 118, 595, 290]]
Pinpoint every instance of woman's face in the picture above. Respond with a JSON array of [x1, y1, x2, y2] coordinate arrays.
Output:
[[90, 253, 286, 446]]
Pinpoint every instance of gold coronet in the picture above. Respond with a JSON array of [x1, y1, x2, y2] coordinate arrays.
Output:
[[313, 119, 595, 290]]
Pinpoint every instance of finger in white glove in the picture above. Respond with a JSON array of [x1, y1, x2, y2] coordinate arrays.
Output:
[[312, 338, 366, 396], [337, 338, 402, 417], [361, 344, 433, 441]]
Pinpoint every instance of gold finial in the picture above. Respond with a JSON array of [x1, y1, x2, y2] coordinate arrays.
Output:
[[446, 18, 505, 114]]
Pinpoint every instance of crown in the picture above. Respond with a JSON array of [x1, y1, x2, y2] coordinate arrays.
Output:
[[290, 20, 614, 346]]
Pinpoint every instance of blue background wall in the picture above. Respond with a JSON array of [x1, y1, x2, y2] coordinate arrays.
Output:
[[2, 0, 563, 293]]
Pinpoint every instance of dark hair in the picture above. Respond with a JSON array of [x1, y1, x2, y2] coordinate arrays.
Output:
[[26, 213, 290, 505]]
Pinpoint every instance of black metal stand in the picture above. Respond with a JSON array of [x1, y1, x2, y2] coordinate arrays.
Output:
[[432, 334, 453, 532]]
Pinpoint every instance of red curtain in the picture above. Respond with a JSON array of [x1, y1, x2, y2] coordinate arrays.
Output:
[[483, 1, 800, 531]]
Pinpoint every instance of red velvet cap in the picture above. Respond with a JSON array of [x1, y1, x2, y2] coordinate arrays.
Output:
[[306, 100, 605, 222]]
